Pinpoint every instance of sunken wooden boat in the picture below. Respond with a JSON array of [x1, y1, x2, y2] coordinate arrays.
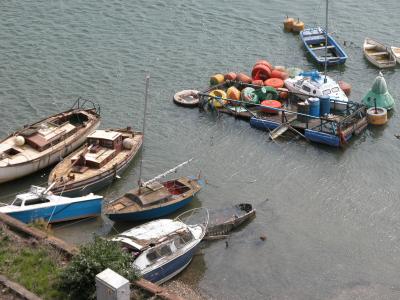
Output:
[[0, 99, 100, 184], [363, 38, 396, 68], [48, 127, 143, 197], [205, 203, 256, 239], [104, 175, 204, 222]]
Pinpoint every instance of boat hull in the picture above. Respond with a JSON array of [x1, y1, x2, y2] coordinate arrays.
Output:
[[0, 122, 100, 184], [106, 194, 195, 222], [142, 241, 199, 284], [4, 198, 102, 224]]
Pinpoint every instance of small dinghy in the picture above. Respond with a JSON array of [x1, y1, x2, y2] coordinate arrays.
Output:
[[112, 218, 206, 284], [0, 185, 103, 224], [173, 90, 200, 107], [205, 203, 256, 239], [48, 128, 143, 196], [0, 99, 100, 184], [390, 46, 400, 64], [363, 38, 396, 68]]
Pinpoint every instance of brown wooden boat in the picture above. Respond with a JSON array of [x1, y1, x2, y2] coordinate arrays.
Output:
[[48, 127, 143, 196]]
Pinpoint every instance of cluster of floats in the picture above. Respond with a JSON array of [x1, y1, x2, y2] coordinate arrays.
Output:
[[0, 96, 256, 284]]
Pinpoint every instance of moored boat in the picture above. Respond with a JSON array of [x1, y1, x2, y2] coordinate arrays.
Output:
[[300, 27, 347, 66], [0, 99, 100, 184], [112, 218, 205, 284], [363, 38, 396, 68], [104, 173, 204, 222], [0, 185, 103, 224], [390, 46, 400, 64], [48, 127, 143, 197], [205, 203, 256, 239]]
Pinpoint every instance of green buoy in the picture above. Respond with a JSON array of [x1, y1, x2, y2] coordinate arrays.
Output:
[[362, 72, 395, 110]]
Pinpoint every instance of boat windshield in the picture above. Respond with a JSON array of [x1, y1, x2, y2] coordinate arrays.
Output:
[[146, 244, 173, 262]]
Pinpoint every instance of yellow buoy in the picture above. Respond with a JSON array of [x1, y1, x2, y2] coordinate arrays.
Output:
[[367, 107, 388, 125], [210, 74, 225, 86], [209, 89, 227, 108], [292, 19, 305, 33], [283, 16, 294, 32]]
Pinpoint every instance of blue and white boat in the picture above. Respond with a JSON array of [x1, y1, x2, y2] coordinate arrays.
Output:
[[112, 218, 206, 284], [300, 27, 348, 66], [0, 185, 103, 224]]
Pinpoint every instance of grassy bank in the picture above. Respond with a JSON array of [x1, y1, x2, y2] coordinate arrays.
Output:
[[0, 225, 66, 299]]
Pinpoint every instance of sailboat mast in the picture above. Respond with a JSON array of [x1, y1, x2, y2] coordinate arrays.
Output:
[[323, 0, 328, 83], [138, 75, 150, 186]]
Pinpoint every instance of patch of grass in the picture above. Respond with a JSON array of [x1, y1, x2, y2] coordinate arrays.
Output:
[[0, 227, 66, 299]]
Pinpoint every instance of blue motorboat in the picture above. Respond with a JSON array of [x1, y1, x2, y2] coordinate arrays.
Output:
[[0, 185, 103, 223], [112, 218, 205, 284], [104, 175, 204, 222], [300, 27, 348, 66]]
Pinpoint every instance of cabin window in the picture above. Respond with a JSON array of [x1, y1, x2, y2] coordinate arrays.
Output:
[[312, 90, 316, 94], [159, 245, 172, 256], [180, 231, 194, 244], [24, 198, 50, 206], [331, 87, 339, 93], [146, 251, 160, 262], [302, 85, 311, 93], [13, 198, 23, 206], [174, 238, 185, 249], [323, 89, 331, 95]]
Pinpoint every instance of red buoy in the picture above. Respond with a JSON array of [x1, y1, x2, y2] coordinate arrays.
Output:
[[264, 78, 284, 89], [270, 69, 289, 80], [224, 72, 237, 81], [255, 60, 273, 70], [237, 73, 252, 83], [252, 64, 271, 81], [338, 80, 352, 96], [260, 100, 282, 114]]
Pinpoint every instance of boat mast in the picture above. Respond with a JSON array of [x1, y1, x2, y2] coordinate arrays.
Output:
[[138, 75, 150, 187], [323, 0, 328, 83]]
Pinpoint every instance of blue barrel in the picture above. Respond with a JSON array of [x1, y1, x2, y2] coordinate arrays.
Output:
[[308, 97, 320, 117], [320, 95, 330, 115]]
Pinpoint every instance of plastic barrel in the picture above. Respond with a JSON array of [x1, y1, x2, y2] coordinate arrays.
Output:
[[308, 97, 320, 117], [297, 102, 309, 122], [319, 95, 330, 116]]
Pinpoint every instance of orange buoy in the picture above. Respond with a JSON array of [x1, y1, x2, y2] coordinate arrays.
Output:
[[270, 69, 289, 80], [255, 60, 273, 70], [283, 16, 294, 32], [252, 64, 271, 81], [209, 89, 227, 108], [264, 78, 284, 89], [227, 86, 241, 106], [224, 72, 237, 81], [279, 91, 288, 100], [210, 74, 225, 86], [237, 73, 252, 84], [338, 80, 352, 96], [252, 79, 264, 86], [292, 19, 305, 33], [260, 100, 282, 114]]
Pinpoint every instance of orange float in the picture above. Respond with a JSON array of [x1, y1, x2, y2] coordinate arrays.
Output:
[[224, 72, 237, 81], [264, 78, 284, 89], [252, 79, 264, 86], [338, 80, 352, 96], [251, 64, 271, 81], [237, 73, 252, 83], [260, 100, 282, 114], [270, 69, 289, 80], [279, 91, 288, 100], [227, 86, 241, 106]]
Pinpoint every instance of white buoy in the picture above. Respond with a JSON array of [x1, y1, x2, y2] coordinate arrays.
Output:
[[14, 136, 25, 146], [122, 138, 134, 150]]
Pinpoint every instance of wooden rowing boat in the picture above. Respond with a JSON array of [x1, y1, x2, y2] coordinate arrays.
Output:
[[390, 46, 400, 64], [48, 127, 143, 196], [205, 203, 256, 239], [0, 98, 100, 184], [363, 38, 396, 68]]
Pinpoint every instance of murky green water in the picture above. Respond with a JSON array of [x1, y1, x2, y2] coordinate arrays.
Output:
[[1, 0, 400, 299]]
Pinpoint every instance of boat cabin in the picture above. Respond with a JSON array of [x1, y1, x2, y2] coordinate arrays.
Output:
[[71, 130, 123, 170], [11, 186, 50, 207]]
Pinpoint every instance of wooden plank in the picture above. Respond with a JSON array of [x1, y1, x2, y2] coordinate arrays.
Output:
[[0, 274, 42, 300], [269, 124, 289, 140], [134, 278, 186, 300]]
